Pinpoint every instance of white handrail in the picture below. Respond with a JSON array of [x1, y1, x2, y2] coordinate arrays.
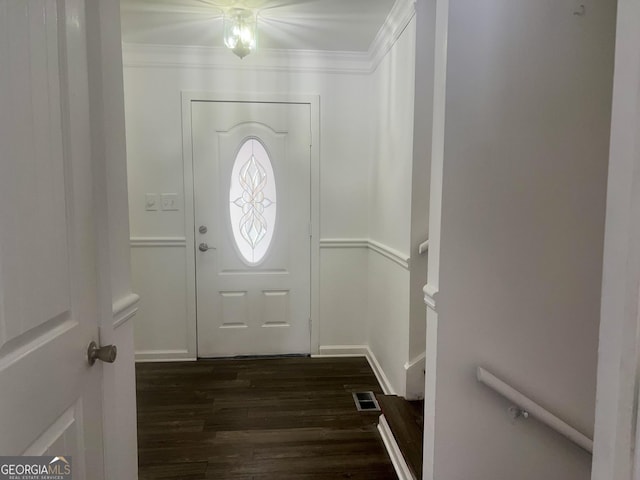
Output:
[[477, 367, 593, 453], [418, 239, 429, 255]]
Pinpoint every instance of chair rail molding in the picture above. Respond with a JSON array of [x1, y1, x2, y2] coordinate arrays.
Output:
[[405, 351, 426, 371], [130, 236, 187, 247], [418, 239, 429, 255], [405, 351, 426, 401], [368, 239, 410, 270], [423, 283, 438, 311], [320, 238, 410, 270], [112, 293, 140, 329], [318, 238, 370, 249]]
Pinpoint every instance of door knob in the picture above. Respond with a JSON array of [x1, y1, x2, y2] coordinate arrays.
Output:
[[199, 243, 214, 252], [87, 341, 117, 365]]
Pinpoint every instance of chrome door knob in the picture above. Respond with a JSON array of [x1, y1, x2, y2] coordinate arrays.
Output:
[[87, 341, 117, 365], [199, 243, 213, 252]]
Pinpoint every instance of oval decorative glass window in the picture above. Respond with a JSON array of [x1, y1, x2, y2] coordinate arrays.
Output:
[[229, 138, 277, 265]]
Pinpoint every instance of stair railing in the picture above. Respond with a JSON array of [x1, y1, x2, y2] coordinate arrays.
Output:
[[476, 366, 593, 453]]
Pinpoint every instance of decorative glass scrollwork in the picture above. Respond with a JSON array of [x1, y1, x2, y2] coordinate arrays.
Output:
[[229, 138, 276, 264]]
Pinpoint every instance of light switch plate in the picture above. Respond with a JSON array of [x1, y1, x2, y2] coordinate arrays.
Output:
[[145, 193, 158, 211], [161, 193, 179, 211]]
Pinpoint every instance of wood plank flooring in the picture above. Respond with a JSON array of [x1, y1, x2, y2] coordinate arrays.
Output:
[[377, 395, 424, 479], [136, 356, 398, 480]]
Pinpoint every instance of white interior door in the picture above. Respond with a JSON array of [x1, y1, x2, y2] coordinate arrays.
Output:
[[0, 0, 105, 475], [192, 101, 312, 356]]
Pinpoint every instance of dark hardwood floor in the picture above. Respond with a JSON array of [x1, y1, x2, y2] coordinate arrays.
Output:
[[136, 356, 398, 480], [377, 395, 424, 479]]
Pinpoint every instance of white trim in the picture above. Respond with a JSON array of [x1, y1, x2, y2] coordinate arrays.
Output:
[[369, 0, 417, 73], [422, 0, 450, 475], [378, 414, 416, 480], [135, 350, 195, 362], [318, 239, 370, 249], [121, 0, 416, 75], [112, 293, 140, 329], [122, 44, 372, 75], [405, 351, 426, 401], [368, 239, 410, 270], [130, 237, 187, 247], [418, 239, 429, 255], [592, 0, 640, 476], [366, 346, 396, 396], [316, 345, 369, 357], [181, 92, 321, 359], [423, 283, 438, 311], [319, 238, 410, 270], [404, 351, 426, 371], [315, 345, 396, 395]]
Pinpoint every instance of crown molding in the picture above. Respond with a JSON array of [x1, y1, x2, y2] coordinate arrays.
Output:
[[122, 43, 373, 75], [122, 0, 415, 75], [368, 0, 417, 72]]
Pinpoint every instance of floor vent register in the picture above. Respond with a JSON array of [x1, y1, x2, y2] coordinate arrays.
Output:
[[352, 391, 381, 412]]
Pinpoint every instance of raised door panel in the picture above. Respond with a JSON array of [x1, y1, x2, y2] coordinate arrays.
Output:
[[193, 101, 311, 357], [0, 0, 104, 472]]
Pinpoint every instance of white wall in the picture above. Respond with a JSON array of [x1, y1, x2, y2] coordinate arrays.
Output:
[[124, 56, 374, 360], [367, 16, 417, 395], [430, 0, 616, 478], [320, 247, 369, 346]]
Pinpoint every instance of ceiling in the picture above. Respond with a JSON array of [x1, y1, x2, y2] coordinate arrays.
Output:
[[120, 0, 397, 52]]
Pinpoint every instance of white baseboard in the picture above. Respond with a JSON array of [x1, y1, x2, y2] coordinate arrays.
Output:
[[378, 414, 416, 480], [315, 345, 396, 395], [315, 345, 369, 357], [364, 346, 396, 395], [135, 350, 196, 362]]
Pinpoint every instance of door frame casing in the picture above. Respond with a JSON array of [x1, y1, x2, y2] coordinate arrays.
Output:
[[181, 92, 321, 358]]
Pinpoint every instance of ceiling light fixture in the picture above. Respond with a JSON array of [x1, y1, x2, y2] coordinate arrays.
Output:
[[223, 8, 257, 59]]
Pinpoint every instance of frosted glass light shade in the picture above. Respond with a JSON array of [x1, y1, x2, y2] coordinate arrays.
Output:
[[223, 8, 257, 59]]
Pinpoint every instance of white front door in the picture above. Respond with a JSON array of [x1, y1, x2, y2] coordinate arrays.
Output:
[[192, 101, 312, 357], [0, 0, 105, 475]]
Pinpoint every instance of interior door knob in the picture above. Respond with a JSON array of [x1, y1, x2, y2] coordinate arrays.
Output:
[[87, 341, 117, 365]]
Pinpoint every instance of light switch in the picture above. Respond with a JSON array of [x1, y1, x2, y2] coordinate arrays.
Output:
[[145, 193, 158, 211], [161, 193, 179, 211]]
